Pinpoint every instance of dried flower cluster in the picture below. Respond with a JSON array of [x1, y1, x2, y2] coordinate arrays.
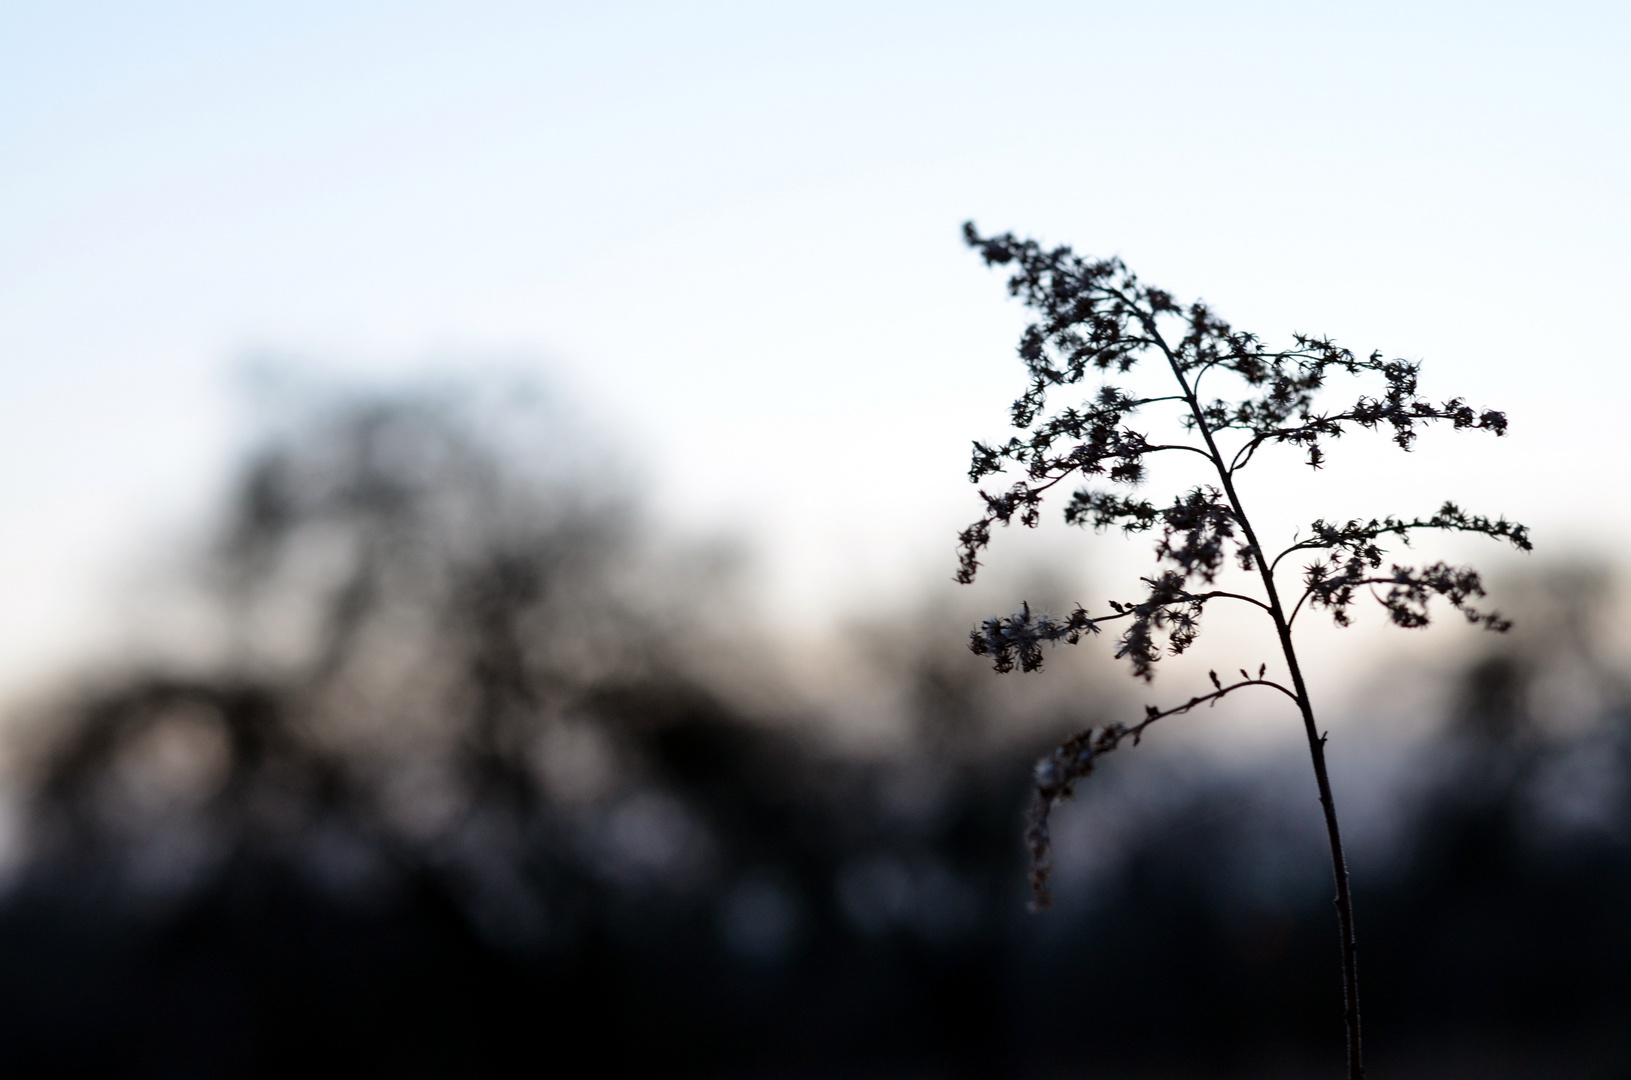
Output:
[[958, 223, 1529, 1080]]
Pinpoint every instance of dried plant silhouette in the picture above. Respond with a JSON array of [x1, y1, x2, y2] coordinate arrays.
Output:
[[956, 224, 1531, 1079]]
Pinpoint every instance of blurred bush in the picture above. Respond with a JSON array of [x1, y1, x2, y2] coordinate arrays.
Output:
[[1, 383, 1629, 1079]]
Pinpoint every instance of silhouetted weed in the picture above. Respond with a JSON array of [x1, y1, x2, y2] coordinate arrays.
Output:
[[958, 223, 1530, 1079]]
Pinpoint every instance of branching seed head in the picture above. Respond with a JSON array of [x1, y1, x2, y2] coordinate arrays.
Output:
[[957, 224, 1529, 911]]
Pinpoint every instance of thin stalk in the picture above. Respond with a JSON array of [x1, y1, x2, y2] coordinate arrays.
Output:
[[1150, 326, 1364, 1079]]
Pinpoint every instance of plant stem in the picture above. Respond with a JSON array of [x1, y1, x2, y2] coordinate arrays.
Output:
[[1154, 338, 1364, 1080], [1228, 491, 1363, 1080]]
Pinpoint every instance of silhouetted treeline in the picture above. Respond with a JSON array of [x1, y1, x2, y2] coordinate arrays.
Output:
[[1, 386, 1628, 1078]]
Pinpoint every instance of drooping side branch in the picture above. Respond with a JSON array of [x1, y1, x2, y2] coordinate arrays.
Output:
[[1277, 504, 1534, 631], [968, 482, 1270, 679], [1025, 672, 1295, 910], [1222, 358, 1509, 471], [1300, 563, 1512, 631], [1270, 502, 1532, 574], [970, 580, 1269, 679]]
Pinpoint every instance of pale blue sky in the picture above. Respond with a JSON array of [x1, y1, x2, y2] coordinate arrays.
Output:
[[2, 1, 1629, 696]]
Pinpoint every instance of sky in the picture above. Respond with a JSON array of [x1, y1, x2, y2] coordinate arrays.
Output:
[[3, 0, 1630, 701]]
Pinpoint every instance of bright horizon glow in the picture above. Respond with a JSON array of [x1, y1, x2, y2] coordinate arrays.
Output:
[[2, 1, 1629, 703]]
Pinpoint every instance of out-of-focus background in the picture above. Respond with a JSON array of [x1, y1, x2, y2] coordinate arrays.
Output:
[[4, 3, 1631, 1077]]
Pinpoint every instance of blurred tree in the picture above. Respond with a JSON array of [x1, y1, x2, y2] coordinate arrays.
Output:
[[1, 383, 1034, 1077]]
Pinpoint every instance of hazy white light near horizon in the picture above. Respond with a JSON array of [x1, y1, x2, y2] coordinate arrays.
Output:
[[1, 1, 1628, 699]]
